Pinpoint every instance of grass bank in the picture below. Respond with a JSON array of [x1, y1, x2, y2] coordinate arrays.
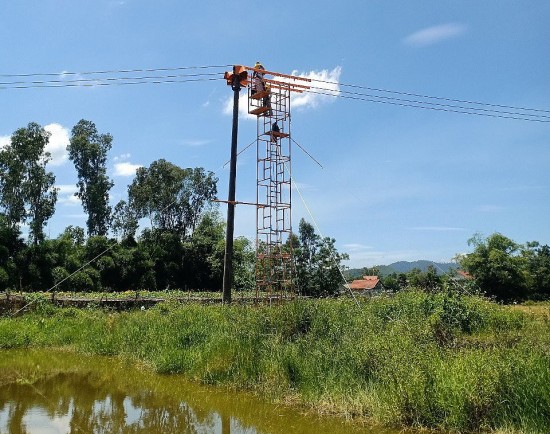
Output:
[[1, 290, 549, 433]]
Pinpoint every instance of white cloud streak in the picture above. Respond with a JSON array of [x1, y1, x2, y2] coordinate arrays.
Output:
[[181, 139, 212, 147], [0, 135, 9, 150], [114, 162, 142, 177], [410, 226, 466, 232], [404, 23, 467, 47], [288, 66, 341, 109], [44, 123, 70, 166], [56, 184, 80, 206], [113, 153, 131, 161]]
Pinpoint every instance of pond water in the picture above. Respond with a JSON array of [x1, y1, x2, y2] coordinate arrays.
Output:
[[0, 349, 395, 434]]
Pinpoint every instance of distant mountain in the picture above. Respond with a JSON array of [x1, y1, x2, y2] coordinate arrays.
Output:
[[346, 260, 459, 279], [387, 260, 458, 275]]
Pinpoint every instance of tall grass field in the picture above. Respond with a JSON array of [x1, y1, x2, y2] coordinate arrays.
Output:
[[1, 290, 549, 432]]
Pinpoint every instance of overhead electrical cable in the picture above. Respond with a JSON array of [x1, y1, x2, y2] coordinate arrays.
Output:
[[306, 84, 550, 121], [2, 63, 549, 121], [0, 64, 232, 78], [0, 72, 223, 87], [307, 76, 550, 115], [1, 76, 224, 90], [303, 89, 550, 123]]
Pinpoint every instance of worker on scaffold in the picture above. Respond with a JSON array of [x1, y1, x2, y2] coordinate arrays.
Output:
[[271, 121, 280, 144], [263, 83, 272, 116], [251, 61, 266, 96]]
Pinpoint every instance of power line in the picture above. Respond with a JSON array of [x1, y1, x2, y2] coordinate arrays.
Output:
[[3, 63, 548, 121], [307, 85, 550, 121], [1, 76, 224, 90], [0, 71, 222, 87], [303, 88, 550, 123], [308, 76, 550, 115], [0, 64, 232, 78]]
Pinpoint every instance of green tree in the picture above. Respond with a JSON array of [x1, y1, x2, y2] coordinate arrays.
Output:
[[407, 265, 442, 293], [0, 215, 24, 291], [233, 236, 255, 292], [459, 233, 528, 301], [295, 218, 348, 297], [68, 120, 114, 237], [0, 123, 57, 243], [112, 199, 139, 240], [381, 273, 405, 292], [522, 242, 550, 300], [128, 159, 217, 238], [139, 228, 181, 290], [183, 212, 225, 290]]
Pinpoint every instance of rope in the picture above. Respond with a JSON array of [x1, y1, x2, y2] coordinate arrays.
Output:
[[281, 159, 360, 308]]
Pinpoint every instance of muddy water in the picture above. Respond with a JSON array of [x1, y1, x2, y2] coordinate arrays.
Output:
[[0, 349, 396, 434]]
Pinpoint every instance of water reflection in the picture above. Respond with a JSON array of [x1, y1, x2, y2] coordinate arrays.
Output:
[[0, 350, 393, 433]]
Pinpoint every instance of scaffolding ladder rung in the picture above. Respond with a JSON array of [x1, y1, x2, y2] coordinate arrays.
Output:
[[250, 90, 269, 100], [250, 106, 270, 116], [264, 131, 289, 138]]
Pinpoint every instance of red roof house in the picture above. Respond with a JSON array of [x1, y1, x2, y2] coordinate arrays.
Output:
[[349, 275, 382, 292]]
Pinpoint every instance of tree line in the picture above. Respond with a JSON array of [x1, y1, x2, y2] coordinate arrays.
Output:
[[3, 121, 546, 301], [0, 120, 349, 295], [369, 233, 550, 302]]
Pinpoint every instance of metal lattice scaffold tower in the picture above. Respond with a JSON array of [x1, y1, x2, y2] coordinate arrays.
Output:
[[245, 66, 311, 301]]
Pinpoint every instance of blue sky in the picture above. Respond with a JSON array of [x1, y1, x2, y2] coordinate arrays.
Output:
[[1, 1, 549, 268]]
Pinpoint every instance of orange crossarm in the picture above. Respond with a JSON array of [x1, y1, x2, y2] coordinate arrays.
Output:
[[263, 78, 310, 90], [244, 80, 305, 93], [238, 79, 308, 93], [245, 66, 311, 84]]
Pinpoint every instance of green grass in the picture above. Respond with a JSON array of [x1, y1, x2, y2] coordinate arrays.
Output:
[[2, 289, 258, 301], [1, 290, 549, 433]]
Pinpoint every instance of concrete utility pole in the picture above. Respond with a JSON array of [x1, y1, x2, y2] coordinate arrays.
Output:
[[222, 66, 246, 303]]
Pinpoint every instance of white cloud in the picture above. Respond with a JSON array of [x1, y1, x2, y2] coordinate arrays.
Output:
[[56, 184, 77, 194], [44, 123, 70, 166], [404, 23, 467, 47], [113, 153, 131, 161], [410, 226, 466, 232], [0, 135, 9, 150], [114, 162, 142, 177], [343, 243, 374, 252], [288, 66, 341, 109], [222, 66, 342, 118], [181, 139, 212, 147], [56, 184, 80, 206], [223, 92, 255, 120]]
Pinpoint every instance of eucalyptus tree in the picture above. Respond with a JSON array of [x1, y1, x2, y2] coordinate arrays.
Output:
[[112, 199, 139, 240], [68, 120, 114, 237], [128, 159, 217, 239], [0, 122, 57, 244], [295, 218, 349, 297]]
